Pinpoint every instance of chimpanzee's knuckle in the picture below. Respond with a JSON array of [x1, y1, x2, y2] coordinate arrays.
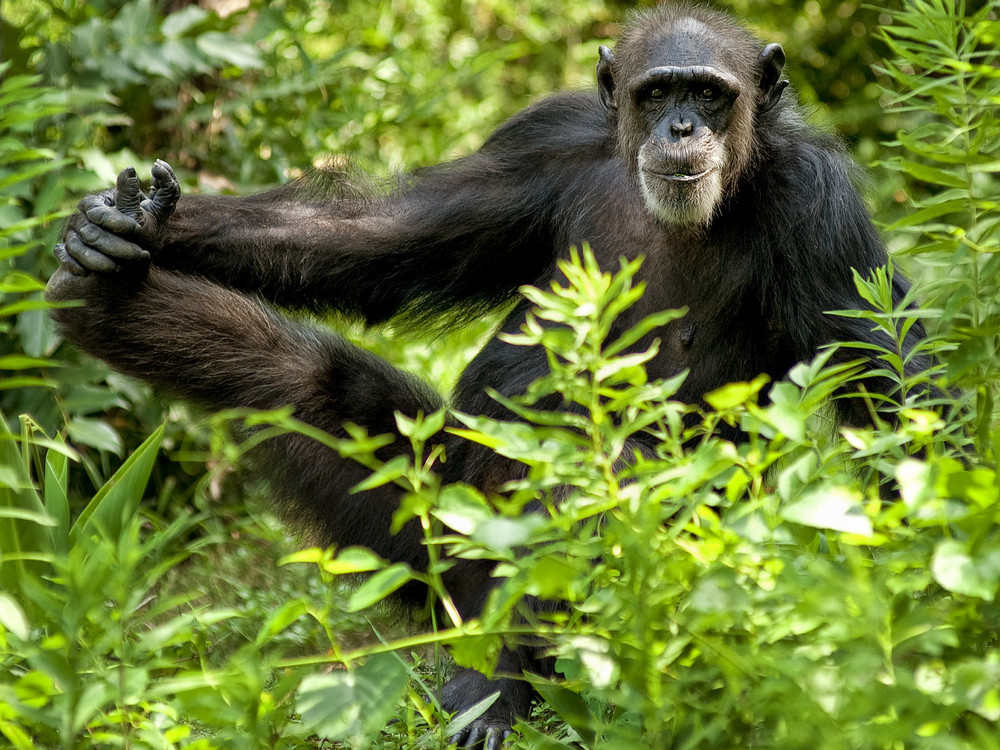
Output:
[[78, 221, 102, 244]]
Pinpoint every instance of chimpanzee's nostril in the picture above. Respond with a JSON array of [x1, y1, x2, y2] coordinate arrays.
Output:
[[670, 120, 694, 138]]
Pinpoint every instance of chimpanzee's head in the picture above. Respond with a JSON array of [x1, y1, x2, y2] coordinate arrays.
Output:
[[597, 4, 787, 226]]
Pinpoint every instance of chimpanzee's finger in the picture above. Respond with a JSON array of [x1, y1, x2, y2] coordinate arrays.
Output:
[[115, 166, 146, 221], [485, 726, 511, 750], [143, 159, 181, 224], [77, 220, 149, 263], [81, 194, 142, 235], [53, 242, 88, 276], [64, 231, 121, 274]]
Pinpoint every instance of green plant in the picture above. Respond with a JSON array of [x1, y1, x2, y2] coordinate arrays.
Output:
[[447, 247, 996, 749], [0, 65, 72, 400], [876, 0, 1000, 456], [2, 1, 998, 747]]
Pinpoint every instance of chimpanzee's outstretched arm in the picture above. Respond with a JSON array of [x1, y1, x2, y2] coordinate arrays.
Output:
[[165, 153, 563, 320], [58, 138, 585, 326], [59, 95, 609, 322]]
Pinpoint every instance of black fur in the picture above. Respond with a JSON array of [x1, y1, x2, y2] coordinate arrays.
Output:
[[46, 5, 925, 747]]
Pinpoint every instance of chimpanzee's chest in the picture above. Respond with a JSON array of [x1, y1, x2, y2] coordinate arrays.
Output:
[[620, 275, 787, 402], [569, 213, 796, 403]]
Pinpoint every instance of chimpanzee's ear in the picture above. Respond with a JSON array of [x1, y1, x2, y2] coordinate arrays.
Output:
[[597, 45, 618, 113], [758, 43, 789, 113]]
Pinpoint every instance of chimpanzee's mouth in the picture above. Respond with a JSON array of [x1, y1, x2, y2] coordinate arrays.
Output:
[[644, 167, 715, 182]]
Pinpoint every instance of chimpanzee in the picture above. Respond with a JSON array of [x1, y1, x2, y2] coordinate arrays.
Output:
[[46, 3, 926, 747]]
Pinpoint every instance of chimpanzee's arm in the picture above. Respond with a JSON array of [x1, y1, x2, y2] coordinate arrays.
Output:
[[45, 260, 442, 560], [59, 94, 610, 323], [48, 159, 442, 442], [46, 266, 440, 424], [161, 158, 558, 319]]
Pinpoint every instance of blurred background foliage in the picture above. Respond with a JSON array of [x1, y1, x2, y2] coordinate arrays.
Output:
[[1, 0, 999, 747]]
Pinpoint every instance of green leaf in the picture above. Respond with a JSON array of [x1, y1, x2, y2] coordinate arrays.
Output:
[[255, 599, 309, 646], [444, 691, 501, 739], [781, 486, 873, 537], [195, 32, 263, 70], [394, 408, 446, 441], [887, 198, 970, 229], [69, 423, 164, 544], [0, 592, 30, 641], [530, 679, 597, 746], [350, 455, 408, 492], [0, 411, 53, 601], [0, 158, 72, 192], [515, 724, 577, 750], [161, 5, 209, 37], [347, 563, 413, 611], [470, 516, 544, 553], [931, 540, 1000, 600], [604, 307, 687, 357], [0, 355, 54, 370], [321, 547, 386, 575], [525, 555, 584, 598], [705, 375, 769, 411], [446, 632, 503, 673], [889, 159, 969, 189], [765, 401, 807, 442], [67, 417, 123, 455], [0, 272, 45, 294], [296, 654, 408, 742], [0, 508, 56, 525]]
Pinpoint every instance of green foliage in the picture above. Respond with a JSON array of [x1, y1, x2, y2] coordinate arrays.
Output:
[[1, 0, 999, 747], [876, 0, 1000, 457], [453, 248, 998, 749], [0, 65, 72, 394]]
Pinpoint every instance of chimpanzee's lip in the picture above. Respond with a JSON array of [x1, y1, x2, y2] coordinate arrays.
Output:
[[644, 167, 715, 182]]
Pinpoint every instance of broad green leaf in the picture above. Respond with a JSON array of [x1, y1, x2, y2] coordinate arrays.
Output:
[[296, 654, 408, 742], [932, 540, 1000, 600], [446, 632, 503, 673], [67, 417, 123, 455], [781, 486, 873, 537], [161, 5, 209, 37], [526, 555, 584, 598], [347, 563, 413, 611], [765, 401, 807, 442], [195, 32, 263, 70]]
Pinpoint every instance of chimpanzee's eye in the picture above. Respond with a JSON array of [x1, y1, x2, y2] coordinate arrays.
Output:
[[699, 86, 718, 100], [649, 88, 665, 100]]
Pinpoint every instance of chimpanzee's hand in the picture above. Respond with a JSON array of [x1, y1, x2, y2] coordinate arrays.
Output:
[[52, 160, 180, 279]]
